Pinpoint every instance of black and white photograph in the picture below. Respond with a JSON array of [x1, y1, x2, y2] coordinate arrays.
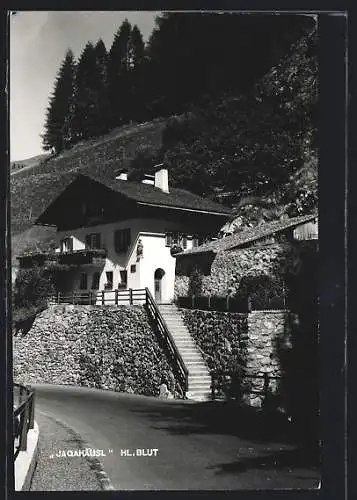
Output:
[[10, 10, 321, 491]]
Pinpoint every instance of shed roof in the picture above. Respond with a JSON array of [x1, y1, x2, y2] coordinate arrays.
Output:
[[178, 213, 318, 256]]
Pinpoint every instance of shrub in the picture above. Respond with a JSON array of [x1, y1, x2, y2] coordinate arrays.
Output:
[[188, 268, 203, 297], [235, 275, 289, 310], [13, 267, 55, 310], [13, 267, 56, 334]]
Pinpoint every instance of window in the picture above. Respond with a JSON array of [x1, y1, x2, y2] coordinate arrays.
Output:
[[60, 237, 73, 252], [119, 270, 128, 289], [192, 236, 199, 248], [104, 271, 113, 290], [130, 265, 136, 273], [85, 233, 101, 249], [83, 201, 104, 219], [165, 231, 187, 248], [165, 233, 172, 247], [114, 229, 131, 253], [79, 273, 88, 290], [91, 272, 100, 289], [192, 234, 206, 248]]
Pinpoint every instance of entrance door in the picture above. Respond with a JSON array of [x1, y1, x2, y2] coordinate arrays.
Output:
[[154, 268, 165, 303]]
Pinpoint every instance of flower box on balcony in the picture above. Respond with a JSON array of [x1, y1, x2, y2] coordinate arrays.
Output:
[[58, 249, 107, 267], [17, 252, 58, 269], [170, 245, 183, 257]]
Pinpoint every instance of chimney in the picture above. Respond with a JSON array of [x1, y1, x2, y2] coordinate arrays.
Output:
[[142, 174, 155, 185], [154, 164, 169, 193], [115, 169, 128, 181]]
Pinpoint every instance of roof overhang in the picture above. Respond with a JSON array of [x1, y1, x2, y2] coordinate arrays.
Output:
[[137, 201, 231, 217]]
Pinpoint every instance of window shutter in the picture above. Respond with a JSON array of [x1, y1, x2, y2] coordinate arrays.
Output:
[[95, 233, 101, 249], [85, 235, 91, 249], [79, 273, 88, 290], [182, 234, 187, 249]]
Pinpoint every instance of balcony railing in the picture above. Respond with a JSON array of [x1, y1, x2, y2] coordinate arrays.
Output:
[[58, 248, 107, 266], [17, 252, 58, 269], [17, 249, 107, 269]]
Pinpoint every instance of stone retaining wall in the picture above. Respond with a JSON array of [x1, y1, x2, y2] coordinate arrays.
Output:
[[245, 310, 291, 407], [13, 304, 179, 397], [175, 242, 301, 297], [181, 307, 292, 407]]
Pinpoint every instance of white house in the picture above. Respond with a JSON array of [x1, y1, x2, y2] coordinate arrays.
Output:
[[17, 167, 231, 304]]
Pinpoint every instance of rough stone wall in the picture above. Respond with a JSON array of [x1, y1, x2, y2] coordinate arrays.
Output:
[[181, 308, 248, 397], [245, 310, 291, 407], [13, 304, 179, 397], [181, 307, 292, 408], [174, 276, 190, 299], [175, 242, 300, 297]]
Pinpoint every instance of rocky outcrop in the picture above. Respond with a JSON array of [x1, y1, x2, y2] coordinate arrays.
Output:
[[13, 304, 179, 397]]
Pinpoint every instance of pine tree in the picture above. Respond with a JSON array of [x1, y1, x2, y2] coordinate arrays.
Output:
[[41, 49, 76, 154], [72, 42, 103, 141], [129, 25, 145, 121], [93, 39, 109, 135], [106, 19, 132, 128]]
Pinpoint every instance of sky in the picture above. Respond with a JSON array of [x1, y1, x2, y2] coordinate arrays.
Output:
[[10, 11, 159, 162]]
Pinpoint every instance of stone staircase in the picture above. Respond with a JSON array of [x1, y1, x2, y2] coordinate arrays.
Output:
[[157, 304, 212, 401]]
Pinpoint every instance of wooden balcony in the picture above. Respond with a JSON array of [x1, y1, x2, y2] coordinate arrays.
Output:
[[17, 249, 107, 269], [17, 252, 58, 269], [58, 248, 107, 267]]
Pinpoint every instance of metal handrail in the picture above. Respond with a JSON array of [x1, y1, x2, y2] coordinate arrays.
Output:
[[145, 288, 189, 394], [13, 383, 35, 460]]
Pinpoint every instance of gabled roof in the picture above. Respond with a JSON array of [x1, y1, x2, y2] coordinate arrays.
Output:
[[39, 173, 232, 218], [179, 213, 318, 256], [86, 173, 231, 214]]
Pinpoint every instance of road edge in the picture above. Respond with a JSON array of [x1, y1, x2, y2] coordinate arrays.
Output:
[[37, 410, 114, 491], [15, 420, 40, 491]]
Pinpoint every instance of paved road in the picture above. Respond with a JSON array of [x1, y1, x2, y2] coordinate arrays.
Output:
[[32, 384, 320, 491]]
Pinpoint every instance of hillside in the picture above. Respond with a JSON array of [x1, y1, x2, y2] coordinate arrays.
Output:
[[11, 119, 167, 264], [11, 153, 50, 175], [11, 24, 317, 265]]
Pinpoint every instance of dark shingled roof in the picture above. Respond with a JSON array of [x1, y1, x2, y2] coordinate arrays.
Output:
[[179, 213, 318, 256], [80, 173, 232, 215]]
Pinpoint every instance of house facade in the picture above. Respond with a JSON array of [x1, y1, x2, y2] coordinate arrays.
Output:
[[17, 168, 231, 304]]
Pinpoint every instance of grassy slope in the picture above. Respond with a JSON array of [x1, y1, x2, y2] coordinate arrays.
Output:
[[11, 119, 167, 265], [11, 27, 317, 264], [10, 153, 50, 174]]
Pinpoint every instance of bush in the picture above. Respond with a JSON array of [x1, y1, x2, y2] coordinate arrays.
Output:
[[13, 267, 55, 310], [188, 268, 203, 297], [235, 275, 288, 310], [13, 267, 55, 334]]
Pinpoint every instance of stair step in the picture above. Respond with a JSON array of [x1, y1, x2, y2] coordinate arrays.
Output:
[[188, 383, 212, 389], [173, 340, 196, 345], [186, 366, 209, 371]]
